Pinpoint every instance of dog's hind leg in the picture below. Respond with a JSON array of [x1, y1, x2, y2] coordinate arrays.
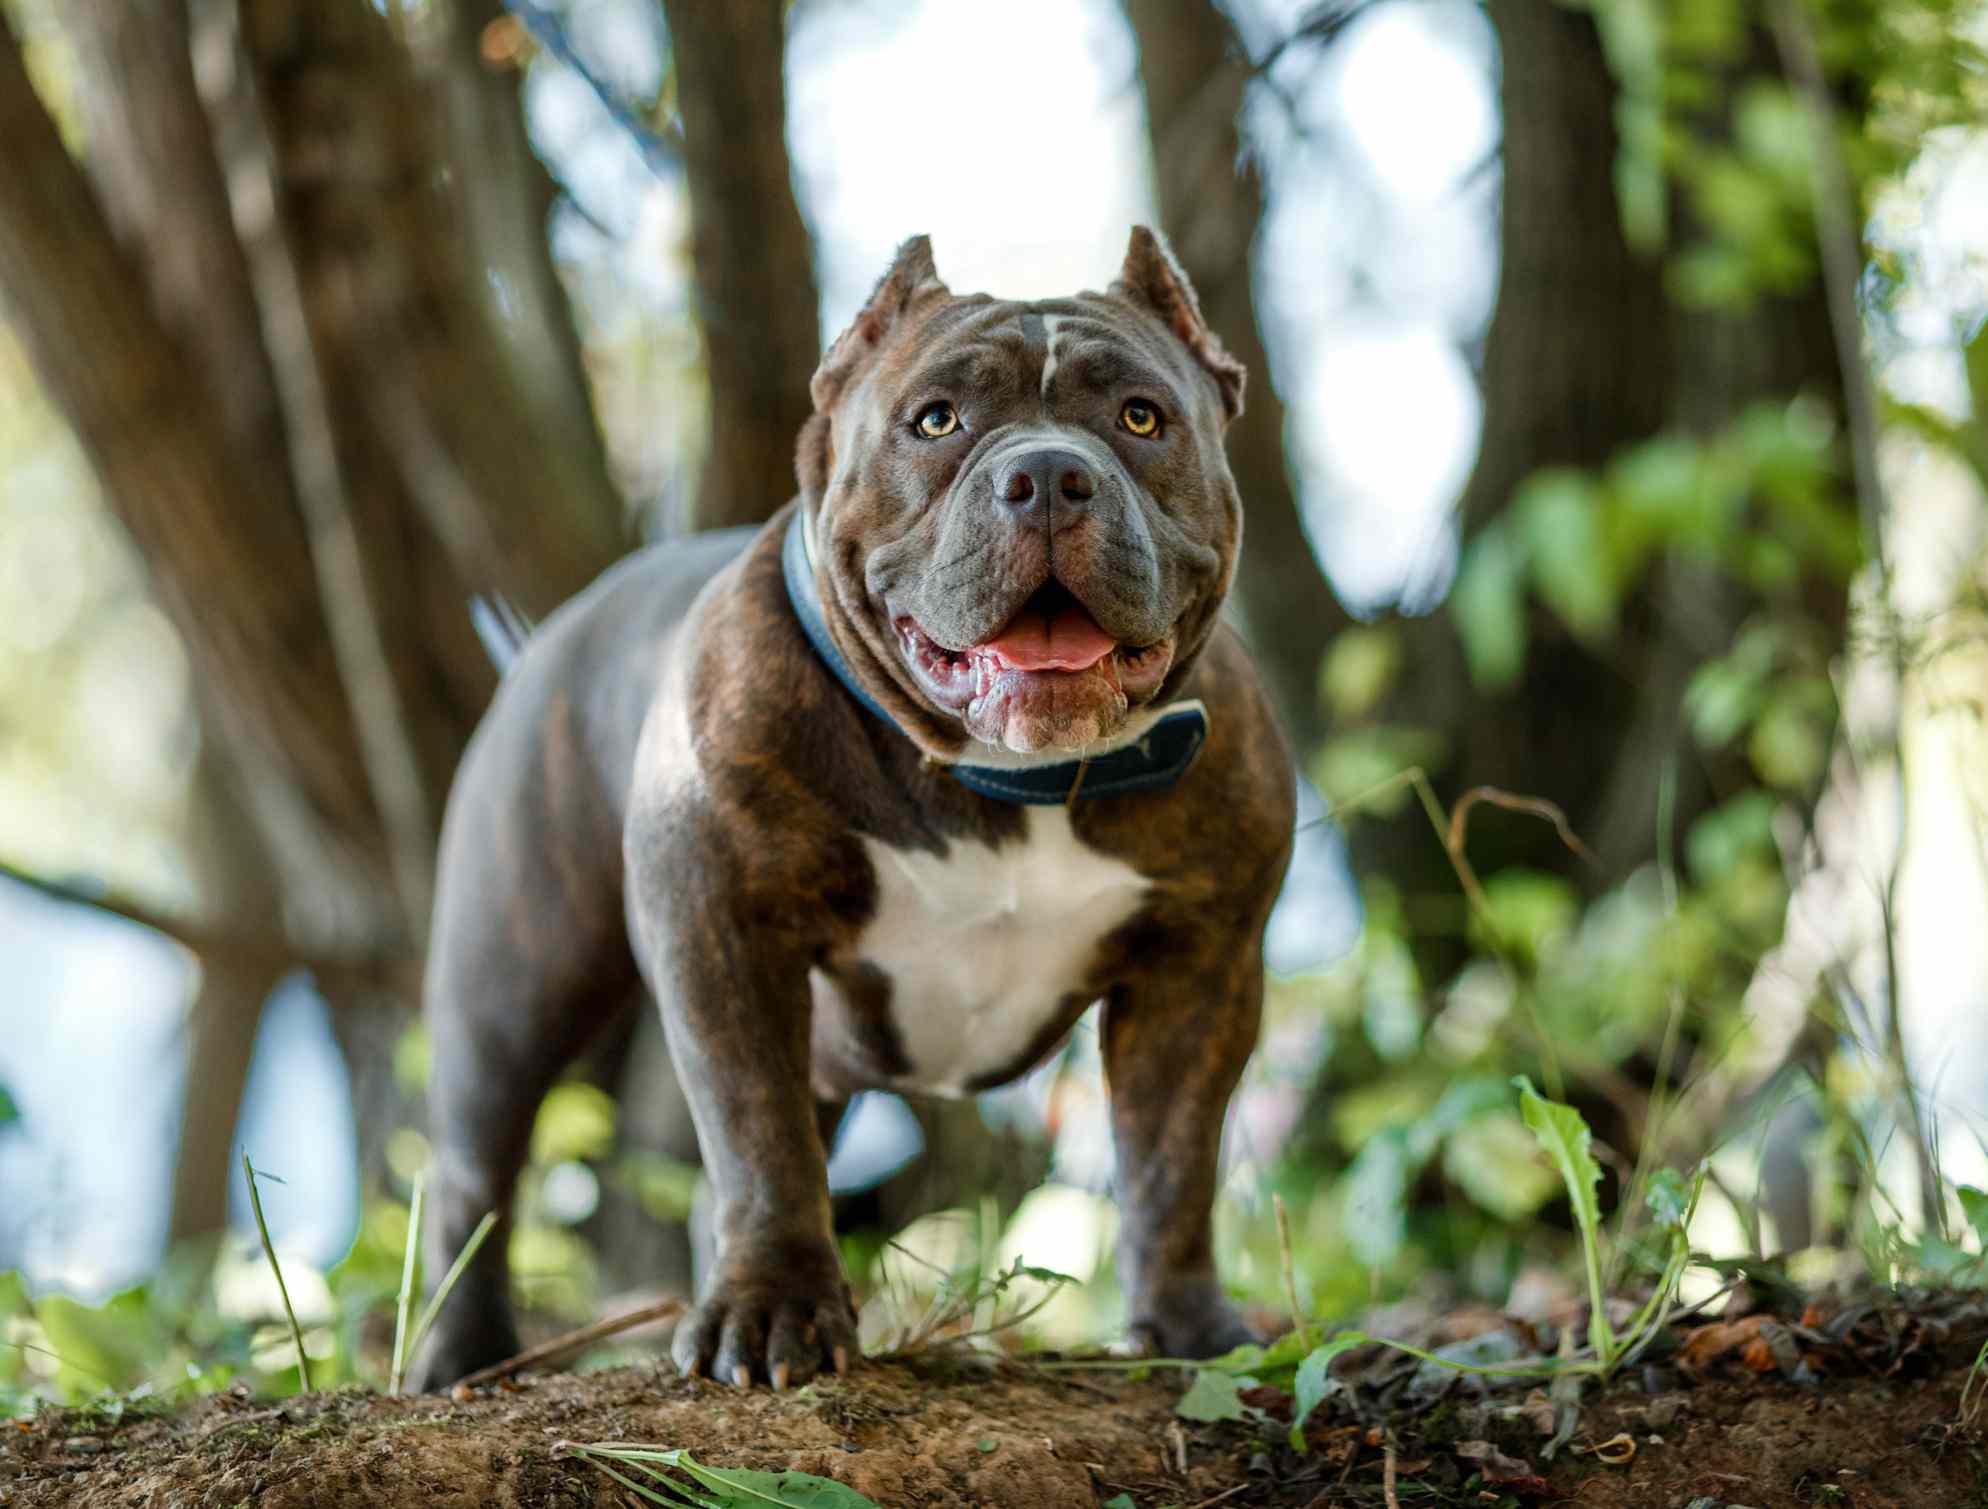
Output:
[[407, 713, 637, 1392]]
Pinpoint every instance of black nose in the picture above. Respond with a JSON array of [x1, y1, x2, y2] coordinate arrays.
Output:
[[996, 447, 1097, 523]]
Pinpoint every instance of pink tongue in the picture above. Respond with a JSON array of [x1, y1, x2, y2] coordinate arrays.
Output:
[[978, 603, 1118, 671]]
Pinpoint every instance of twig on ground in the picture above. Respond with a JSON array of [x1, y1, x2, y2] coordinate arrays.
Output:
[[1184, 1485, 1250, 1509], [449, 1297, 687, 1392], [1384, 1439, 1401, 1509]]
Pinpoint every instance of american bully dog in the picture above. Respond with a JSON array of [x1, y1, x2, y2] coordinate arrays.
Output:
[[410, 228, 1294, 1391]]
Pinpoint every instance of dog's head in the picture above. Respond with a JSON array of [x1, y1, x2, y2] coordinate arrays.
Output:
[[796, 228, 1246, 758]]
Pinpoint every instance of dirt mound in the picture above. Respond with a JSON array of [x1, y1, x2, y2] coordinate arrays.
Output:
[[2, 1344, 1983, 1507]]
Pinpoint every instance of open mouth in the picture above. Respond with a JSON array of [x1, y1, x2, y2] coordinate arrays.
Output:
[[893, 582, 1176, 750]]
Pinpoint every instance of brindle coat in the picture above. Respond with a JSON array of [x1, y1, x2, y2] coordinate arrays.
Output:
[[410, 229, 1295, 1392]]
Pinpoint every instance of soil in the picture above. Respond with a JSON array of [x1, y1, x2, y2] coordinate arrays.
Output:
[[3, 1305, 1984, 1509]]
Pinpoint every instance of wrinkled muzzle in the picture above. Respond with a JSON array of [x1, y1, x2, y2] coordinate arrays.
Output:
[[863, 426, 1198, 754]]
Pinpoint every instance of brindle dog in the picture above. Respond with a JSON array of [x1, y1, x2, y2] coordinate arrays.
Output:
[[410, 228, 1295, 1392]]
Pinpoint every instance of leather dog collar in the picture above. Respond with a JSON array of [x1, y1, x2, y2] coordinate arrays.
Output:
[[781, 511, 1207, 805]]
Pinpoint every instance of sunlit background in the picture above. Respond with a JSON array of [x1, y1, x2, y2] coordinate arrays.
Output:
[[2, 0, 1986, 1380]]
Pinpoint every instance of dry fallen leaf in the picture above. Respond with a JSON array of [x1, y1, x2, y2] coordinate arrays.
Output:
[[1578, 1432, 1637, 1465], [1455, 1438, 1551, 1495]]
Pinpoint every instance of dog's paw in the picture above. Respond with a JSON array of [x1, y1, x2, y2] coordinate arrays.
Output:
[[672, 1250, 858, 1389], [1127, 1280, 1261, 1360]]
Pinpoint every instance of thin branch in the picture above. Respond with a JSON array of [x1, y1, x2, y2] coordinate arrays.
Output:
[[448, 1296, 687, 1392], [501, 1, 680, 177], [0, 858, 408, 995]]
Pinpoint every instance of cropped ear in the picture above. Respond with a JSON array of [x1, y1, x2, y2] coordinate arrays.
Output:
[[1110, 225, 1246, 423], [810, 235, 950, 413]]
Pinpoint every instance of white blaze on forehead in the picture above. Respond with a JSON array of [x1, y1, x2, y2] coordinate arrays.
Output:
[[1039, 314, 1064, 400]]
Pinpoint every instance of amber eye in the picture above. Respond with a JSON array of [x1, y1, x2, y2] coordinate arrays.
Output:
[[1120, 399, 1161, 437], [915, 402, 959, 439]]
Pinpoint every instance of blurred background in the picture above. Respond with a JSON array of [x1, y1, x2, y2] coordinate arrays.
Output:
[[2, 0, 1986, 1400]]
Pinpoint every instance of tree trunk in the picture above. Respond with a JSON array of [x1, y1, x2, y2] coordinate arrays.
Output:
[[1124, 0, 1350, 757], [426, 0, 627, 551], [0, 10, 400, 949], [658, 0, 820, 531], [1344, 0, 1843, 909], [165, 752, 286, 1246]]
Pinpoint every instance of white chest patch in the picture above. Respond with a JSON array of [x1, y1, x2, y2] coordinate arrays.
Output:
[[844, 808, 1148, 1096]]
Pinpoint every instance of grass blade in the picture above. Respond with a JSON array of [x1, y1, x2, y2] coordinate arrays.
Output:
[[240, 1150, 312, 1392], [405, 1209, 498, 1374], [388, 1171, 426, 1395]]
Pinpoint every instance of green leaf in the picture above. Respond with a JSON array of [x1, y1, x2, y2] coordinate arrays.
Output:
[[1958, 1187, 1988, 1250], [1685, 791, 1778, 884], [1198, 1327, 1315, 1384], [1102, 1497, 1139, 1509], [1289, 1334, 1366, 1451], [1964, 317, 1988, 441], [0, 1272, 26, 1388], [34, 1287, 171, 1397], [1451, 522, 1528, 691], [1342, 1130, 1414, 1266], [0, 1086, 17, 1128], [1645, 1168, 1692, 1230], [1474, 869, 1580, 968], [567, 1446, 883, 1508], [1443, 1111, 1563, 1221], [1517, 470, 1617, 644], [1319, 626, 1402, 720], [1513, 1077, 1612, 1364], [1174, 1368, 1249, 1423], [530, 1082, 618, 1165], [674, 1452, 883, 1505]]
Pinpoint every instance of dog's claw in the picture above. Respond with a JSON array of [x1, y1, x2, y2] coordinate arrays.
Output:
[[731, 1364, 752, 1390]]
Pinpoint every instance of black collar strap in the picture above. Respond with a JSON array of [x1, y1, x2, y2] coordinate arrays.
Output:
[[780, 511, 1207, 805]]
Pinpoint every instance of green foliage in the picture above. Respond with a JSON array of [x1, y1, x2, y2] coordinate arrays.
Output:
[[1514, 1078, 1612, 1363], [531, 1082, 619, 1166], [1318, 625, 1404, 720], [1571, 0, 1987, 302], [1288, 1334, 1365, 1450], [1450, 401, 1848, 697], [1173, 1366, 1249, 1423], [560, 1442, 883, 1508]]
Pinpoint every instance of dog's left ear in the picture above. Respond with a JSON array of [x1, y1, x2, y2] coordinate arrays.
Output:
[[1111, 226, 1245, 423]]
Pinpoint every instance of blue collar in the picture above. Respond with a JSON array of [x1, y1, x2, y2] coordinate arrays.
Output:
[[781, 511, 1207, 805]]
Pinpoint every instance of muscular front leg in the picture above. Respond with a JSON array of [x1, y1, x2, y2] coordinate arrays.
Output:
[[627, 825, 857, 1389], [1103, 944, 1266, 1359]]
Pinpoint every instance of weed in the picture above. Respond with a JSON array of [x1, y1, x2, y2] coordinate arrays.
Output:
[[240, 1151, 311, 1392], [557, 1439, 882, 1506]]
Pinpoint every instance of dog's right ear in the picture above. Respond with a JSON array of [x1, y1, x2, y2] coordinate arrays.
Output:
[[809, 235, 949, 414]]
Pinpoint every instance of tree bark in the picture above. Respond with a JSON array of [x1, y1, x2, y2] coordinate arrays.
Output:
[[240, 0, 626, 627], [0, 10, 397, 949], [1343, 1, 1843, 907], [166, 767, 292, 1246], [659, 0, 820, 531], [426, 0, 627, 549], [1124, 0, 1350, 757]]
